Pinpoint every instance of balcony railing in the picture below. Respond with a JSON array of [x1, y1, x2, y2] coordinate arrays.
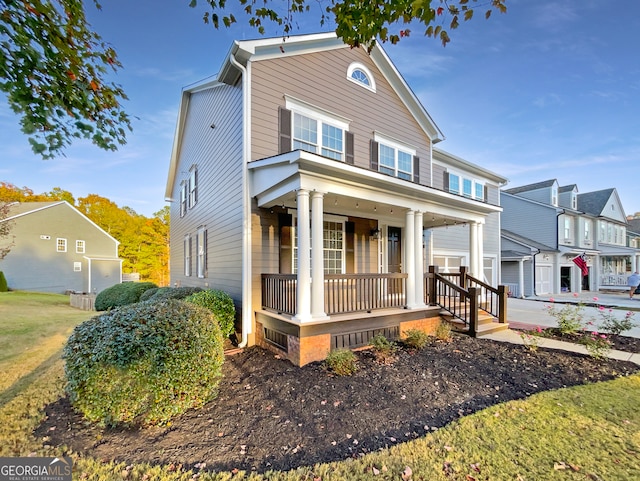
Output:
[[261, 273, 408, 316]]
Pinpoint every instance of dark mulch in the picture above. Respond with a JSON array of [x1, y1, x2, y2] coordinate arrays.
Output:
[[520, 328, 640, 354], [35, 335, 640, 474]]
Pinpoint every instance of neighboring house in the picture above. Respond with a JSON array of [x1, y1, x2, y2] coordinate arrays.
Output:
[[0, 201, 122, 294], [165, 33, 506, 366], [501, 180, 639, 296]]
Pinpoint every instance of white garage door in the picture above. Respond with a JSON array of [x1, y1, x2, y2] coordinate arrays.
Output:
[[535, 265, 552, 295]]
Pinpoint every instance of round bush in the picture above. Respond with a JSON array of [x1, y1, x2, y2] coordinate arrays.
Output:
[[144, 286, 203, 302], [185, 289, 236, 337], [63, 299, 225, 427], [94, 281, 158, 311], [138, 287, 160, 302]]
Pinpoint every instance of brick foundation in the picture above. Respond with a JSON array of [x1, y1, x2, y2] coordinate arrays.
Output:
[[399, 317, 440, 338]]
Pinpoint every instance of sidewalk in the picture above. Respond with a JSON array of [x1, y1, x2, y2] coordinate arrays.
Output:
[[485, 291, 640, 365]]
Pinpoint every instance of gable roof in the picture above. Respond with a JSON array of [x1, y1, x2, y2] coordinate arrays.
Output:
[[165, 32, 446, 200], [577, 188, 616, 216], [503, 179, 557, 195], [2, 201, 120, 245], [501, 229, 557, 252], [559, 184, 577, 193]]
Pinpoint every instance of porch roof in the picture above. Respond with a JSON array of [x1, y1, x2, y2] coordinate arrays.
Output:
[[249, 150, 501, 227]]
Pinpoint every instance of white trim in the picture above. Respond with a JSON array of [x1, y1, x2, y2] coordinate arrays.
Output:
[[284, 95, 351, 131], [346, 62, 376, 92]]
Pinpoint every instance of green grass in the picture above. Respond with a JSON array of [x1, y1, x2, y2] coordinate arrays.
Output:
[[1, 292, 640, 480]]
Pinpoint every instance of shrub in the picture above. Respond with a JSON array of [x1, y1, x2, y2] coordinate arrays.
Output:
[[144, 286, 203, 302], [94, 282, 158, 311], [63, 299, 224, 427], [185, 289, 236, 337], [434, 320, 453, 342], [580, 331, 612, 360], [138, 287, 159, 302], [325, 349, 358, 376], [0, 271, 7, 292], [370, 334, 398, 364], [403, 328, 429, 350], [598, 309, 637, 336], [545, 299, 585, 334]]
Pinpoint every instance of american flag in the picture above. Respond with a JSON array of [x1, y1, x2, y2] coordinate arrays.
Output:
[[572, 253, 589, 277]]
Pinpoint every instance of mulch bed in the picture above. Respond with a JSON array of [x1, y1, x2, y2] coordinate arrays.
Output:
[[519, 327, 640, 354], [35, 335, 640, 474]]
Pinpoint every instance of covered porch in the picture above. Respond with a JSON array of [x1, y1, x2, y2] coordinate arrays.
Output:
[[249, 150, 503, 364]]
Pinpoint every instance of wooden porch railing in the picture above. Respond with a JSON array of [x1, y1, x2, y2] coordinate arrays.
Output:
[[426, 266, 507, 336], [261, 273, 408, 316]]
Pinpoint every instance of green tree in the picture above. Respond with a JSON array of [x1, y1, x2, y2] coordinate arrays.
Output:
[[2, 1, 505, 159], [196, 0, 507, 48], [0, 0, 131, 159]]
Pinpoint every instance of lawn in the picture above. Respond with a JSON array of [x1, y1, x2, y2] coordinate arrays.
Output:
[[1, 291, 639, 480]]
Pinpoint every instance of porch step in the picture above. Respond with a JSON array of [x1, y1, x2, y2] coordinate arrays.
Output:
[[440, 311, 509, 337]]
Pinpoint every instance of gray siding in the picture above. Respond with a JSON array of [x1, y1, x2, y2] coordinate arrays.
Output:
[[427, 212, 501, 258], [250, 47, 433, 186], [0, 203, 119, 293], [168, 84, 244, 300], [501, 193, 559, 248]]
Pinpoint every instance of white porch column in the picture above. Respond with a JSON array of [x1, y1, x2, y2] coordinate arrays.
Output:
[[294, 189, 312, 323], [477, 222, 484, 281], [469, 222, 479, 277], [518, 259, 525, 298], [311, 191, 328, 319], [405, 209, 416, 308], [414, 211, 426, 307]]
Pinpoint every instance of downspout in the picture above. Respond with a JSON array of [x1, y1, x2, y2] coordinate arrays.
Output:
[[229, 51, 252, 348]]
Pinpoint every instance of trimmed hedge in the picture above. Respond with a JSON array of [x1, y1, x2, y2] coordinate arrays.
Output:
[[142, 286, 203, 302], [94, 282, 158, 311], [185, 289, 236, 338], [63, 299, 224, 427]]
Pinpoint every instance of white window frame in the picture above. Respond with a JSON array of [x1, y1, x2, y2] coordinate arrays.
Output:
[[292, 213, 346, 275], [552, 186, 558, 206], [285, 96, 350, 162], [73, 262, 82, 272], [447, 171, 485, 201], [184, 234, 192, 277], [188, 167, 197, 209], [196, 226, 206, 278], [180, 182, 187, 217], [56, 238, 67, 252], [346, 62, 376, 92], [76, 240, 85, 254], [374, 133, 415, 181]]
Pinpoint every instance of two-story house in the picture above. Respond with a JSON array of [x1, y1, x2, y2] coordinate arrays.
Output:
[[165, 33, 507, 366], [501, 180, 638, 296], [0, 201, 122, 294]]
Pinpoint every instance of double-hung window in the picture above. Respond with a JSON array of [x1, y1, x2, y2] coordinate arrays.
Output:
[[184, 234, 192, 277], [374, 134, 415, 181], [285, 96, 350, 162], [76, 240, 85, 254], [292, 216, 345, 274], [180, 182, 187, 217], [196, 227, 207, 278], [56, 238, 67, 252], [188, 168, 197, 208]]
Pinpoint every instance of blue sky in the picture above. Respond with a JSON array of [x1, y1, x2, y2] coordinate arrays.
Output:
[[1, 0, 639, 218]]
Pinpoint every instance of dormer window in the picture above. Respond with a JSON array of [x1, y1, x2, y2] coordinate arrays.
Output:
[[571, 193, 577, 210], [551, 186, 558, 206], [347, 62, 376, 92]]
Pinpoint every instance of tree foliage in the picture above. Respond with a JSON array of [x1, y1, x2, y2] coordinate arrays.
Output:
[[0, 0, 131, 159], [0, 184, 169, 285], [196, 0, 507, 49]]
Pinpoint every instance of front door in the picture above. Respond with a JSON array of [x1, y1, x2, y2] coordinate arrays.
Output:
[[388, 227, 402, 273]]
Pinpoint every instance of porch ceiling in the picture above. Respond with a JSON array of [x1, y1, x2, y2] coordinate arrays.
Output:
[[249, 150, 501, 227]]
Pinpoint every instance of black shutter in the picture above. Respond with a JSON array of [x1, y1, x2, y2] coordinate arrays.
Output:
[[483, 185, 489, 202], [345, 131, 355, 164], [413, 156, 420, 183], [443, 170, 449, 191], [370, 140, 379, 171], [278, 107, 292, 154]]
